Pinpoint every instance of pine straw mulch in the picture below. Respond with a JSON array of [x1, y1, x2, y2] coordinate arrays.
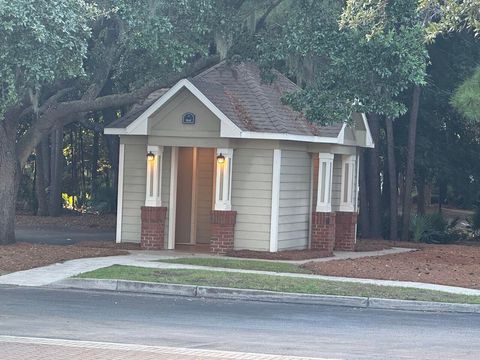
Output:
[[0, 242, 128, 273], [304, 242, 480, 289], [16, 213, 116, 230]]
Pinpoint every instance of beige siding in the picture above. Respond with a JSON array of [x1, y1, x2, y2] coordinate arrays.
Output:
[[278, 150, 311, 250], [121, 143, 147, 243], [150, 88, 220, 138], [232, 148, 273, 251]]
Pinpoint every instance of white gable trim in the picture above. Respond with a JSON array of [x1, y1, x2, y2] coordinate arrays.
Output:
[[115, 79, 243, 137]]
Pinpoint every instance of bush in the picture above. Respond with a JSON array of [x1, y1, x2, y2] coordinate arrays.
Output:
[[410, 213, 447, 243], [466, 206, 480, 239], [409, 213, 464, 244]]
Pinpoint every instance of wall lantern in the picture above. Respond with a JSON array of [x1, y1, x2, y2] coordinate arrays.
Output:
[[216, 153, 226, 164], [147, 151, 155, 161]]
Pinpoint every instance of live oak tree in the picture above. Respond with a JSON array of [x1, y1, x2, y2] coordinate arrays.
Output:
[[0, 0, 219, 244], [0, 0, 287, 244]]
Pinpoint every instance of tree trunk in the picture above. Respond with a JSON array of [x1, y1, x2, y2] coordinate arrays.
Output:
[[366, 113, 383, 238], [48, 123, 64, 216], [91, 130, 99, 198], [79, 128, 87, 204], [0, 127, 20, 244], [358, 149, 370, 238], [401, 86, 422, 241], [35, 142, 49, 216], [385, 117, 398, 241], [417, 176, 426, 215]]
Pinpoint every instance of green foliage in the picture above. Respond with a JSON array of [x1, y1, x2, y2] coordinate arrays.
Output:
[[410, 213, 447, 242], [88, 186, 117, 214], [451, 66, 480, 122], [257, 0, 427, 124], [410, 213, 466, 244], [341, 0, 480, 42], [0, 0, 95, 116]]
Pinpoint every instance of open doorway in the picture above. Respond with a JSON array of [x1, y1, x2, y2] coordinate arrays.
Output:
[[175, 147, 215, 249]]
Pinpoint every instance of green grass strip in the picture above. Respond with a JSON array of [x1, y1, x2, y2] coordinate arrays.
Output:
[[76, 265, 480, 304], [158, 257, 311, 274]]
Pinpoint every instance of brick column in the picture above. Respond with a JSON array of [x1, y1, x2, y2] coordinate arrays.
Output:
[[210, 210, 237, 255], [141, 206, 167, 250], [335, 212, 358, 251], [311, 212, 336, 255]]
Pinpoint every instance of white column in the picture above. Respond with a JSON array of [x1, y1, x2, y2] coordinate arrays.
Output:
[[145, 145, 164, 207], [215, 148, 233, 211], [167, 146, 178, 250], [340, 154, 356, 212], [269, 149, 281, 252], [316, 153, 334, 213], [116, 143, 125, 243]]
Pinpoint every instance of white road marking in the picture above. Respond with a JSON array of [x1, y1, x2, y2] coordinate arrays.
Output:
[[0, 335, 340, 360]]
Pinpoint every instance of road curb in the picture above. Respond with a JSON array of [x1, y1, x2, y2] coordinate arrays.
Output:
[[51, 278, 480, 314]]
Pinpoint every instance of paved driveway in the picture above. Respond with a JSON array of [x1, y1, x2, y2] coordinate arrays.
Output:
[[15, 224, 115, 245]]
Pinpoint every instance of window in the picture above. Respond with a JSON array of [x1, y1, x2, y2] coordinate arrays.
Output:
[[215, 148, 233, 210], [340, 154, 356, 212], [145, 146, 164, 207], [316, 153, 334, 212]]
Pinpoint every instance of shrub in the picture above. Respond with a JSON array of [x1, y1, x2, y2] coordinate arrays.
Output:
[[466, 206, 480, 239], [410, 213, 447, 243]]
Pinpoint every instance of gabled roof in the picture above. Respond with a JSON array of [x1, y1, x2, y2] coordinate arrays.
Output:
[[105, 61, 373, 147]]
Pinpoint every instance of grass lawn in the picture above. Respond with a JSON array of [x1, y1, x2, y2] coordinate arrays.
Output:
[[158, 257, 311, 274], [77, 265, 480, 304]]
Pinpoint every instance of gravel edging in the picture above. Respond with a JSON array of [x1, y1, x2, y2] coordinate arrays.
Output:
[[50, 278, 480, 314]]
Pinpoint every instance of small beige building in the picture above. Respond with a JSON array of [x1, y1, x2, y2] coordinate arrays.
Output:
[[105, 62, 373, 254]]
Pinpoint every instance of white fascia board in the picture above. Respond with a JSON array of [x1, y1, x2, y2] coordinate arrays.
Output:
[[234, 131, 340, 144]]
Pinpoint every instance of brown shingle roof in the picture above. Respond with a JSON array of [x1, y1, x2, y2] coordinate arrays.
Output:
[[106, 61, 342, 138]]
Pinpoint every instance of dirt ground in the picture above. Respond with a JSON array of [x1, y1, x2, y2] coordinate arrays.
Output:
[[0, 243, 128, 273], [304, 241, 480, 289]]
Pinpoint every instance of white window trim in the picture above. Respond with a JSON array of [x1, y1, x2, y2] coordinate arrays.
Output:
[[214, 148, 233, 211], [316, 153, 334, 213], [340, 154, 356, 212], [145, 145, 164, 207]]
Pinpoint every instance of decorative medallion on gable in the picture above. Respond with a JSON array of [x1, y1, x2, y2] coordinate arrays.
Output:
[[182, 112, 196, 125]]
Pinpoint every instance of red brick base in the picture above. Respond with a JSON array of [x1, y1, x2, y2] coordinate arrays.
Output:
[[311, 212, 336, 255], [140, 206, 167, 250], [334, 212, 358, 251], [210, 210, 237, 255]]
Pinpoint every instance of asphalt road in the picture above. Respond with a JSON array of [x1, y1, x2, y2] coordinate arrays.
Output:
[[15, 225, 115, 245], [1, 287, 479, 359]]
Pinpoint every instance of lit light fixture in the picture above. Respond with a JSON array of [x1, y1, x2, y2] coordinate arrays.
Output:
[[216, 153, 226, 164], [147, 151, 155, 161]]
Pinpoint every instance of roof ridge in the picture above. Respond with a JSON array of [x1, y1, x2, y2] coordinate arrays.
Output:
[[240, 63, 288, 133], [193, 60, 227, 80]]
